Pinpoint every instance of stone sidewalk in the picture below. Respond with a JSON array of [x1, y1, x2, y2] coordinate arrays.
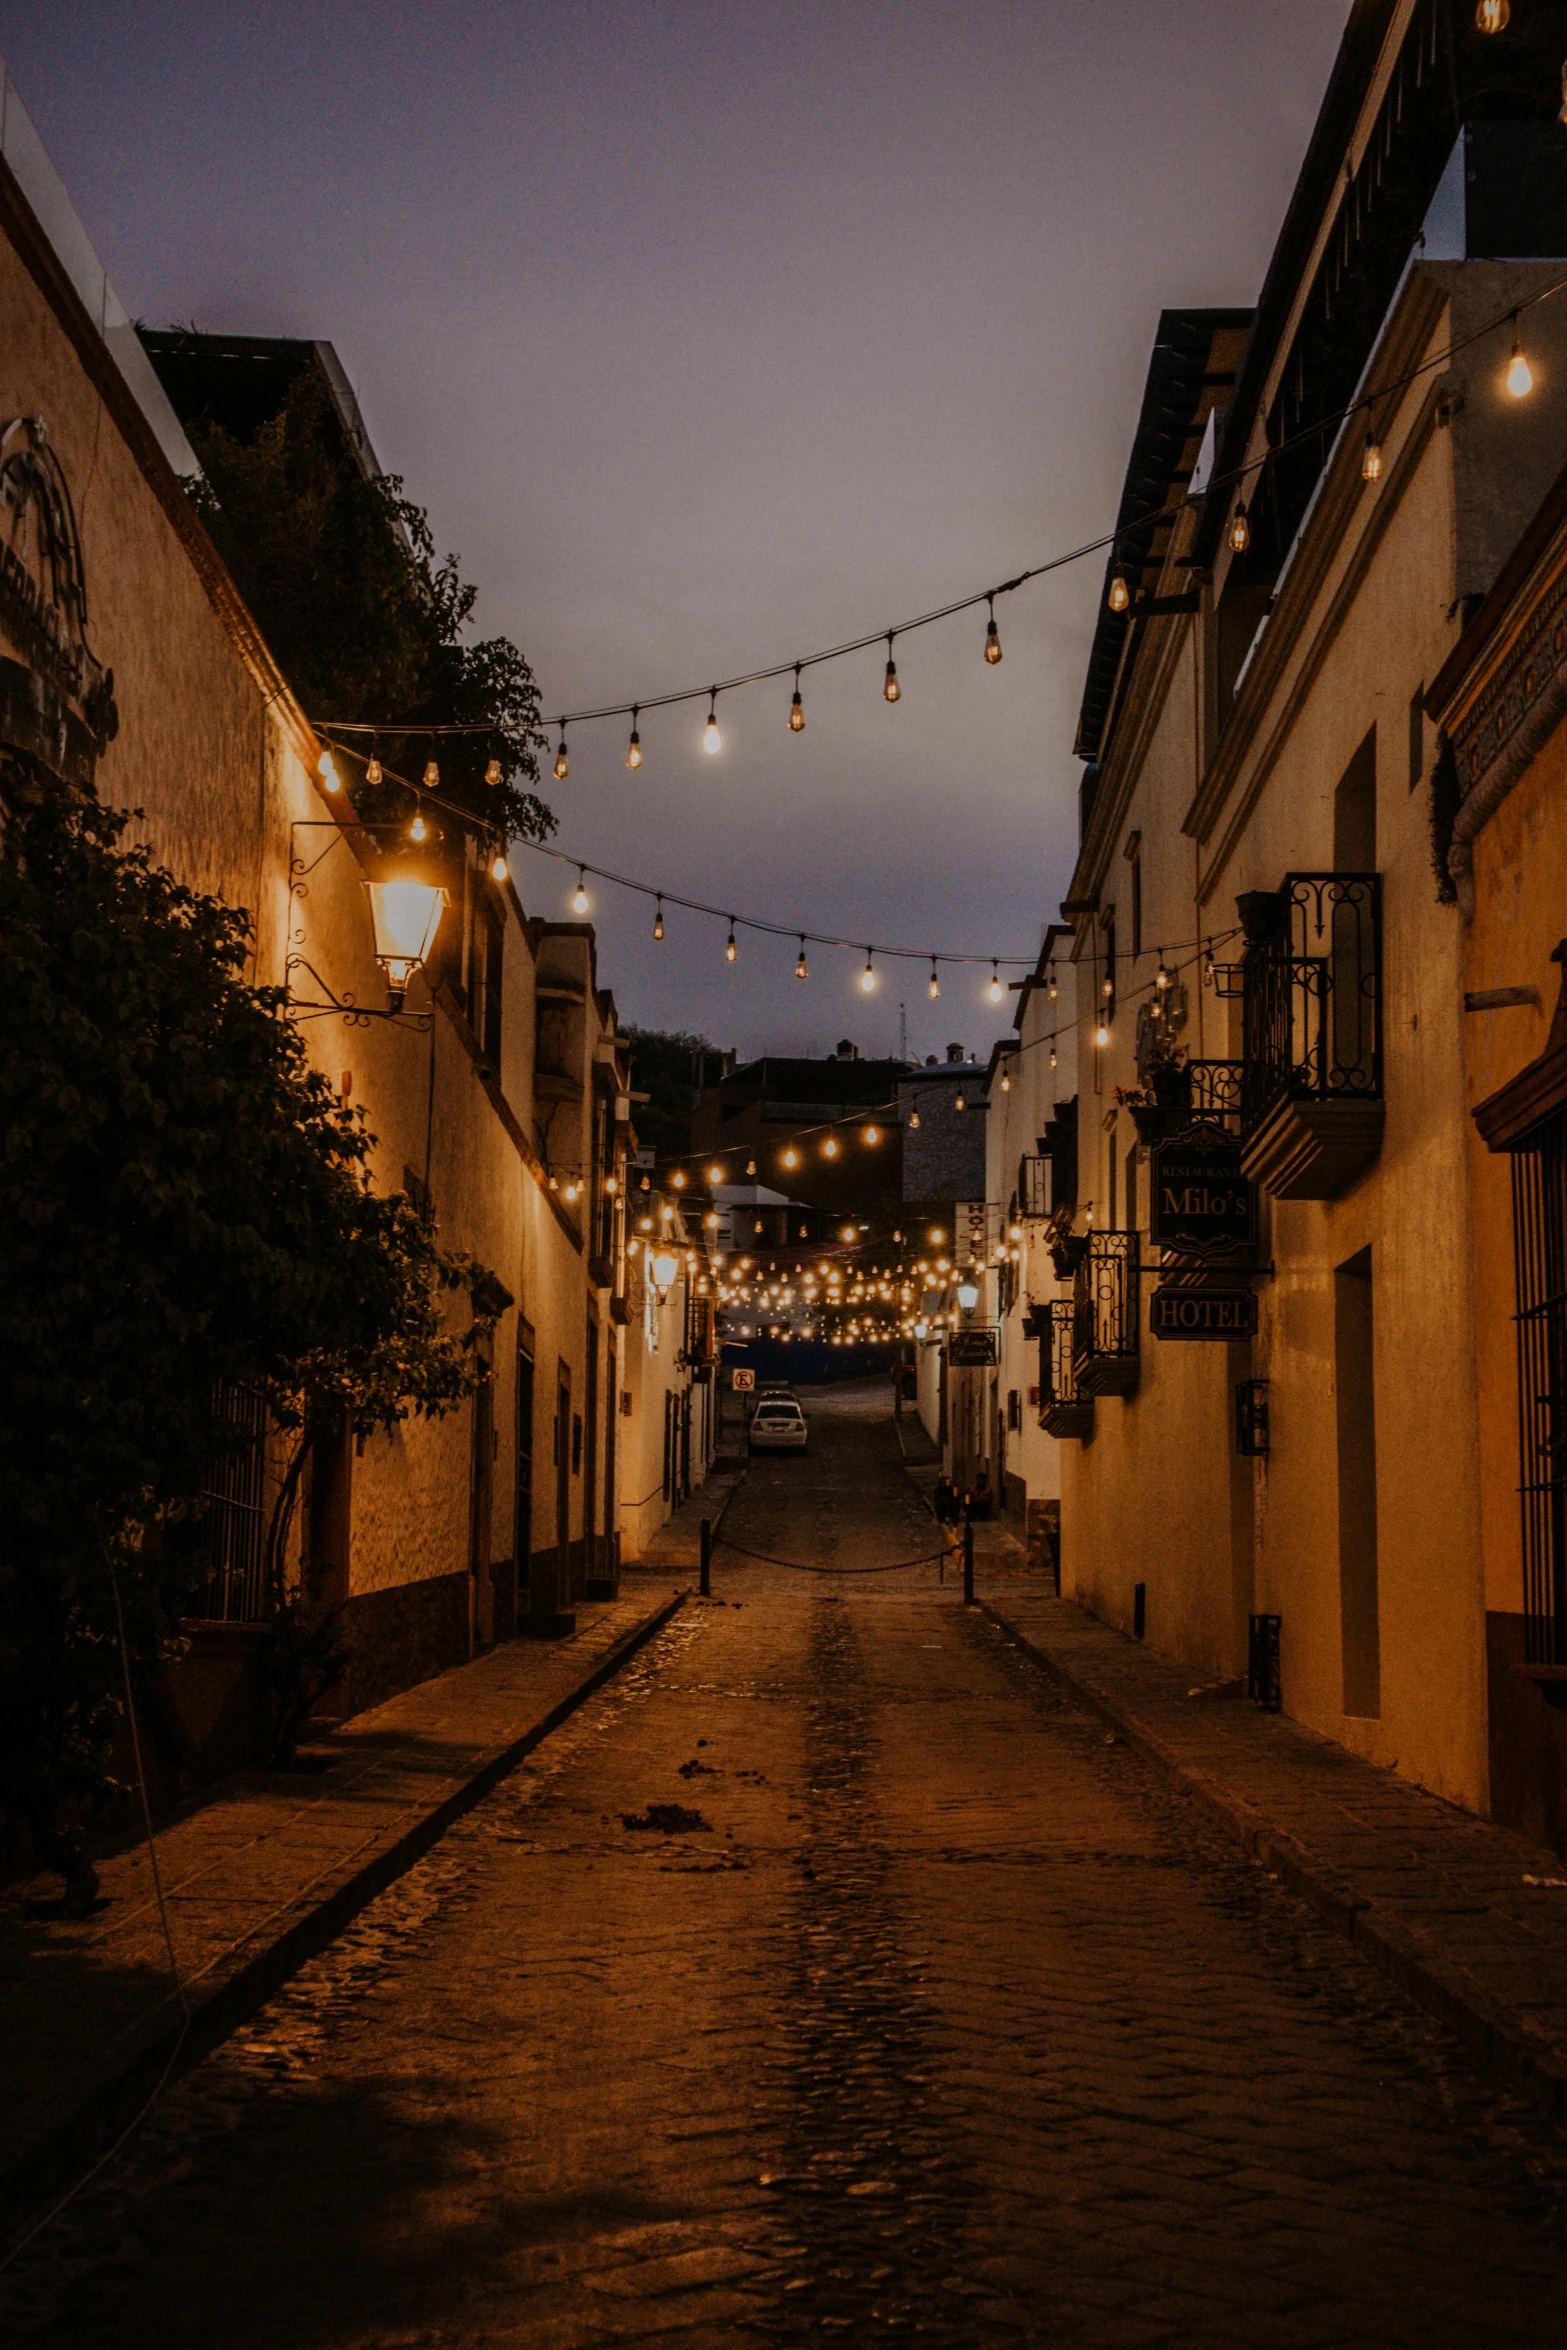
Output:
[[0, 1589, 684, 2240], [635, 1453, 748, 1571], [983, 1582, 1567, 2123]]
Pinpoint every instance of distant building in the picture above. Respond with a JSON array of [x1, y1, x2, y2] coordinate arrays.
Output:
[[899, 1045, 986, 1221], [693, 1040, 907, 1225]]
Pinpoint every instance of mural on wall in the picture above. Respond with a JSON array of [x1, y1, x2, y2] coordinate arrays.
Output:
[[0, 414, 118, 787]]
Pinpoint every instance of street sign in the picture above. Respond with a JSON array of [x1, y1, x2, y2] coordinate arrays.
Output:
[[1150, 1287, 1259, 1341], [947, 1328, 999, 1366], [1151, 1129, 1256, 1259], [731, 1367, 755, 1391]]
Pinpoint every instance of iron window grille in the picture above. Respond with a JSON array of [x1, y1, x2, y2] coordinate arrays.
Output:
[[1018, 1154, 1052, 1219], [1041, 1299, 1094, 1439], [1240, 872, 1382, 1133], [1186, 1058, 1247, 1123], [1512, 1108, 1567, 1666], [1072, 1230, 1141, 1397], [189, 1382, 271, 1623]]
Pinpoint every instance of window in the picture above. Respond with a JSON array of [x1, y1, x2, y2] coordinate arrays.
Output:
[[1336, 1246, 1380, 1718], [1512, 1112, 1567, 1665]]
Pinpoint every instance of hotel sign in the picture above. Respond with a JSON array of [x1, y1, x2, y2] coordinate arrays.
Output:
[[1150, 1287, 1259, 1342], [1150, 1130, 1255, 1259]]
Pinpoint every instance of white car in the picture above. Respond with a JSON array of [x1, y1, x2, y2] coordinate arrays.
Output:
[[749, 1398, 808, 1454]]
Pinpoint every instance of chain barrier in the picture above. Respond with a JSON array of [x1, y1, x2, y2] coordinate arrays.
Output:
[[710, 1532, 952, 1576]]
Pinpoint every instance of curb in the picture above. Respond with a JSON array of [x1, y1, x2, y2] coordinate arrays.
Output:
[[982, 1600, 1567, 2129], [0, 1591, 686, 2248]]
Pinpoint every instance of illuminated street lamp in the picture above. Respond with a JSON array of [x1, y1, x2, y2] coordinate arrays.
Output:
[[363, 867, 448, 1011], [956, 1278, 981, 1312], [651, 1249, 681, 1300]]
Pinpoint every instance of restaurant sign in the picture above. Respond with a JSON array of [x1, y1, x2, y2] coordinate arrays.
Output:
[[1150, 1287, 1259, 1342], [947, 1328, 999, 1366], [1150, 1129, 1256, 1260]]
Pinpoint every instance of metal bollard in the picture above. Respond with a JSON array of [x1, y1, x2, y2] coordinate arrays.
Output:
[[700, 1517, 712, 1598], [963, 1512, 975, 1608]]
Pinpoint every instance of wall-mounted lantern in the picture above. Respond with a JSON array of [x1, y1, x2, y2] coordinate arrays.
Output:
[[651, 1250, 681, 1300], [956, 1278, 981, 1312], [363, 870, 448, 1010]]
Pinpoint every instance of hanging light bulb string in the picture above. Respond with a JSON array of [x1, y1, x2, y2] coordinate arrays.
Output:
[[318, 736, 511, 851], [515, 834, 1033, 971], [643, 921, 1244, 1183], [523, 271, 1567, 739]]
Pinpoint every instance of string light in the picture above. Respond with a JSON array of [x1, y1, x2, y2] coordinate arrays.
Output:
[[796, 939, 809, 979], [1102, 975, 1114, 999], [1507, 315, 1535, 398], [1047, 971, 1059, 1002], [553, 734, 569, 781], [954, 1090, 965, 1112], [703, 693, 722, 755], [861, 950, 877, 993], [1475, 0, 1508, 27], [1049, 1044, 1058, 1070], [1095, 1018, 1111, 1048], [485, 756, 503, 787], [984, 596, 1002, 664], [825, 1137, 839, 1157], [1000, 1071, 1011, 1092], [627, 708, 643, 769], [365, 748, 383, 787], [1361, 433, 1382, 482], [1228, 502, 1250, 555], [573, 867, 589, 915], [423, 758, 440, 788], [1155, 956, 1170, 991], [883, 633, 901, 704], [988, 963, 1004, 1005], [725, 922, 738, 963], [1108, 572, 1130, 614], [928, 962, 940, 1000], [317, 750, 340, 793], [491, 851, 509, 881], [789, 665, 805, 731], [865, 1125, 880, 1144], [783, 1147, 799, 1168], [653, 896, 665, 940], [409, 810, 428, 843], [708, 1163, 724, 1184], [909, 1108, 921, 1128]]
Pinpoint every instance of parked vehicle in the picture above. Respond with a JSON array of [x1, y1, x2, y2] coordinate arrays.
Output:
[[748, 1398, 808, 1454]]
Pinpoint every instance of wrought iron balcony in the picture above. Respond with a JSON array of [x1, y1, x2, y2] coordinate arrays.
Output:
[[1237, 872, 1384, 1199], [1040, 1299, 1094, 1439], [1072, 1230, 1140, 1399]]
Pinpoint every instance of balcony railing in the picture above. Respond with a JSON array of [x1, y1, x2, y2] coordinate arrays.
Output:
[[1240, 872, 1381, 1126], [1235, 872, 1384, 1199], [1040, 1299, 1093, 1439], [1072, 1230, 1140, 1398]]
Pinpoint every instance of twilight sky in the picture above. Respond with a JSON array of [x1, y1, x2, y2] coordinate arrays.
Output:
[[1, 0, 1351, 1065]]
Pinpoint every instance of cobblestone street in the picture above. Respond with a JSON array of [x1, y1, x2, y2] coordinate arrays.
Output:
[[7, 1386, 1567, 2347]]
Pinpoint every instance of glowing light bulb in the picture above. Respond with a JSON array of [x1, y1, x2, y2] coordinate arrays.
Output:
[[783, 1147, 798, 1169], [954, 1092, 965, 1112], [984, 602, 1002, 663], [1361, 434, 1382, 482], [861, 953, 877, 993], [866, 1126, 879, 1145], [409, 812, 427, 843], [491, 852, 508, 881], [1047, 973, 1059, 1002], [928, 962, 940, 1000], [365, 752, 383, 786], [423, 759, 440, 788], [789, 666, 805, 730], [909, 1109, 921, 1128], [1229, 503, 1250, 555], [1048, 1047, 1059, 1069], [747, 1158, 756, 1175], [553, 736, 569, 781], [1155, 959, 1170, 990], [725, 924, 738, 963], [1000, 1072, 1011, 1092], [1095, 1020, 1111, 1048], [703, 695, 722, 754], [1507, 322, 1535, 399], [988, 964, 1003, 1005], [825, 1137, 839, 1158], [485, 756, 503, 787], [626, 720, 643, 770], [1108, 571, 1130, 614], [796, 940, 809, 980], [672, 1171, 686, 1189], [316, 750, 340, 792], [1475, 0, 1509, 28], [653, 897, 665, 941], [883, 634, 901, 703], [572, 868, 589, 915]]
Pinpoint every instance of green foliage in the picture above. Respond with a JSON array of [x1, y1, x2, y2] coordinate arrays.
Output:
[[622, 1026, 726, 1165], [186, 364, 554, 844], [0, 787, 496, 1815]]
